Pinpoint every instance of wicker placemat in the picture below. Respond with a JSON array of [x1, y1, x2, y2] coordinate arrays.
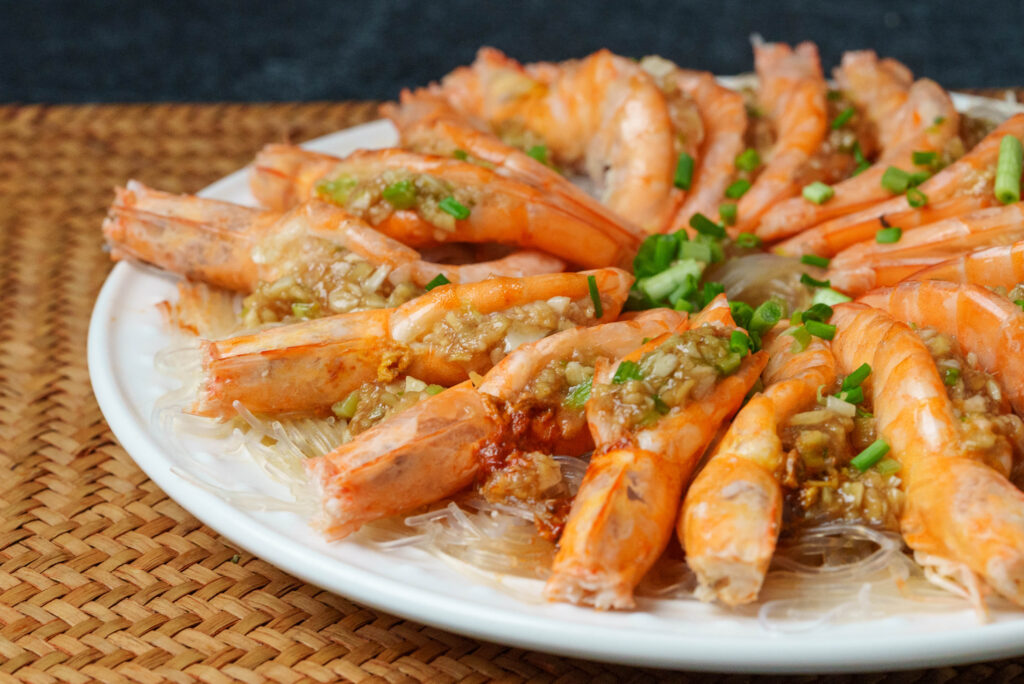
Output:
[[1, 97, 1022, 683]]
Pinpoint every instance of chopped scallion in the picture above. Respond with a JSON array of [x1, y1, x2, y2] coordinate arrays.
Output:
[[729, 329, 751, 354], [995, 135, 1023, 204], [729, 301, 754, 329], [1015, 299, 1024, 312], [719, 202, 738, 226], [564, 378, 593, 408], [675, 152, 695, 190], [881, 166, 911, 194], [425, 273, 451, 291], [800, 273, 831, 288], [332, 391, 360, 419], [875, 458, 901, 476], [679, 240, 713, 263], [943, 367, 961, 386], [851, 439, 891, 472], [851, 141, 870, 176], [842, 363, 872, 390], [638, 260, 703, 301], [906, 187, 928, 207], [788, 325, 811, 352], [587, 274, 603, 318], [612, 360, 644, 384], [527, 144, 549, 164], [837, 386, 864, 404], [735, 148, 761, 171], [802, 303, 834, 323], [831, 106, 855, 129], [439, 196, 470, 219], [725, 179, 751, 199], [701, 281, 725, 307], [812, 287, 852, 306], [291, 302, 318, 319], [735, 232, 761, 248], [801, 254, 830, 268], [381, 179, 418, 209], [689, 212, 727, 239], [805, 319, 836, 340], [912, 150, 937, 167], [750, 299, 785, 335], [875, 227, 903, 244], [803, 181, 834, 205]]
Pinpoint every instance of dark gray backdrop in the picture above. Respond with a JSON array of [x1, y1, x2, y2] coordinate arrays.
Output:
[[3, 0, 1021, 103]]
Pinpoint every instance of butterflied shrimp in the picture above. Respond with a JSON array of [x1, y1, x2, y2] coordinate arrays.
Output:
[[304, 309, 684, 540], [831, 303, 1024, 606], [908, 240, 1024, 292], [775, 113, 1024, 257], [544, 302, 769, 609], [195, 269, 632, 418], [858, 280, 1024, 417], [438, 48, 681, 232], [757, 73, 958, 241], [680, 326, 836, 606], [733, 41, 828, 233], [250, 145, 640, 268], [828, 203, 1024, 296]]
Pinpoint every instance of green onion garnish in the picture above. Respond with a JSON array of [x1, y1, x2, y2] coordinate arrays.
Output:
[[701, 281, 725, 307], [912, 150, 937, 167], [856, 406, 873, 419], [995, 135, 1023, 204], [425, 384, 445, 395], [805, 319, 836, 340], [837, 386, 864, 404], [527, 144, 549, 162], [906, 187, 928, 208], [381, 179, 418, 209], [612, 360, 644, 384], [425, 273, 451, 291], [729, 329, 751, 354], [719, 203, 738, 226], [943, 367, 961, 386], [842, 363, 872, 390], [679, 240, 713, 263], [675, 152, 695, 190], [852, 142, 870, 176], [875, 458, 901, 476], [729, 301, 754, 330], [788, 325, 811, 352], [735, 232, 762, 248], [332, 391, 360, 419], [689, 212, 727, 239], [638, 260, 703, 301], [875, 227, 902, 244], [1015, 299, 1024, 312], [802, 303, 834, 323], [564, 378, 593, 409], [633, 233, 679, 277], [750, 299, 785, 335], [587, 274, 604, 318], [696, 233, 725, 263], [801, 254, 830, 268], [881, 166, 911, 194], [812, 287, 852, 306], [674, 298, 694, 312], [907, 170, 931, 187], [453, 149, 469, 160], [439, 196, 471, 219], [316, 176, 357, 203], [653, 395, 671, 415], [735, 148, 761, 172], [291, 302, 318, 319], [800, 273, 831, 288], [725, 179, 751, 199], [851, 439, 891, 472], [831, 106, 855, 129], [802, 181, 834, 205]]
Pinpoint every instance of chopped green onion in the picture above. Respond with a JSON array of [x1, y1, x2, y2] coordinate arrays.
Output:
[[679, 240, 713, 263], [453, 149, 469, 160], [912, 150, 938, 167], [750, 299, 785, 335], [439, 196, 470, 219], [837, 386, 864, 404], [425, 384, 445, 395], [729, 329, 751, 354], [689, 212, 727, 239], [675, 152, 695, 190], [316, 176, 357, 203], [735, 232, 761, 248], [633, 233, 680, 277], [907, 170, 931, 187], [695, 233, 725, 263], [735, 148, 761, 171], [564, 378, 593, 408], [805, 319, 836, 340], [827, 89, 842, 101], [719, 202, 738, 226], [729, 301, 754, 330], [788, 325, 811, 352], [851, 439, 891, 472], [652, 395, 671, 415], [291, 302, 318, 319], [800, 273, 831, 288], [875, 458, 901, 476], [381, 179, 418, 209], [851, 142, 870, 176], [943, 367, 961, 386], [802, 303, 834, 323], [842, 363, 872, 390], [856, 406, 874, 418], [1015, 299, 1024, 312], [831, 106, 855, 129], [801, 254, 830, 268], [587, 274, 604, 318], [673, 298, 694, 312], [425, 273, 451, 291], [906, 187, 928, 208], [812, 287, 853, 306], [802, 181, 834, 205], [995, 135, 1023, 204], [701, 281, 725, 307], [638, 260, 703, 301], [881, 166, 911, 194], [527, 144, 549, 164], [875, 227, 903, 244], [332, 391, 360, 419], [725, 179, 751, 199], [716, 352, 743, 376], [612, 360, 644, 384]]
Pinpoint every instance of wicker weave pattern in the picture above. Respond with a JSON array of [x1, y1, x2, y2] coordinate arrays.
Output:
[[0, 100, 1021, 682]]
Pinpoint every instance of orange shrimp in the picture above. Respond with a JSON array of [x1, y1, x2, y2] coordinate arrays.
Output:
[[827, 203, 1024, 296], [733, 41, 828, 233], [774, 113, 1024, 257], [680, 325, 836, 606], [831, 302, 1024, 606], [756, 75, 958, 241], [544, 301, 769, 609], [908, 239, 1024, 291], [250, 145, 640, 269], [304, 310, 684, 540], [437, 48, 680, 233], [858, 280, 1024, 417], [195, 269, 632, 418]]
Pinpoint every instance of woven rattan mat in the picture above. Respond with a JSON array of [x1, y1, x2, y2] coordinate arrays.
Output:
[[3, 97, 1024, 683]]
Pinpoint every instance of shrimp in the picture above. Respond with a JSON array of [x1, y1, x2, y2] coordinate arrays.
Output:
[[680, 326, 836, 606], [733, 41, 828, 233], [437, 48, 680, 232], [756, 75, 958, 241], [304, 309, 684, 540], [250, 145, 640, 269], [661, 69, 748, 232], [827, 203, 1024, 296], [774, 113, 1024, 257], [544, 300, 769, 609], [831, 302, 1024, 606], [194, 269, 632, 418], [857, 280, 1024, 417], [908, 240, 1024, 291]]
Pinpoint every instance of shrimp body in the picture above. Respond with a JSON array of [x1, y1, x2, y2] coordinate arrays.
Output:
[[858, 280, 1024, 416], [828, 203, 1024, 296], [251, 145, 639, 269], [681, 326, 836, 605], [734, 42, 828, 232], [776, 114, 1024, 256], [195, 269, 631, 418], [908, 239, 1024, 291], [831, 303, 1024, 606]]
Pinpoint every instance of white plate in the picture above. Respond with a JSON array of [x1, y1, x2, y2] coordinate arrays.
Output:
[[90, 96, 1024, 673]]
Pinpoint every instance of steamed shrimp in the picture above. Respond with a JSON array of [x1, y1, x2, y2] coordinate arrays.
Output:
[[908, 239, 1024, 291]]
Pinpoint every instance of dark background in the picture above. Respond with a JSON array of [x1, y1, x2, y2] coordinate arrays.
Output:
[[3, 0, 1022, 104]]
